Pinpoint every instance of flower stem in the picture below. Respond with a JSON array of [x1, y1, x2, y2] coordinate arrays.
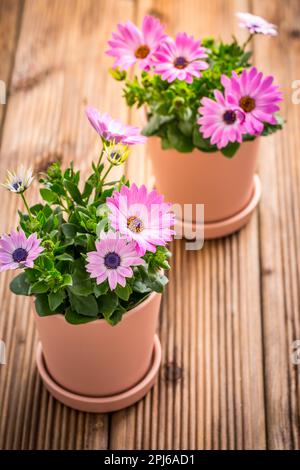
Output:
[[101, 163, 114, 184], [21, 192, 33, 221], [94, 163, 114, 202], [243, 33, 254, 50], [97, 146, 105, 168]]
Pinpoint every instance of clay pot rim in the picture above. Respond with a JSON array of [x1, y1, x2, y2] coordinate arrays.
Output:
[[34, 291, 159, 325]]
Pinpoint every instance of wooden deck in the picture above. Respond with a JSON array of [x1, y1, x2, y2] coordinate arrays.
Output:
[[0, 0, 300, 450]]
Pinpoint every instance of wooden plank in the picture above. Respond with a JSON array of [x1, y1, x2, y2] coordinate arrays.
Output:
[[0, 0, 134, 450], [110, 0, 266, 450], [0, 0, 23, 134], [252, 0, 300, 450]]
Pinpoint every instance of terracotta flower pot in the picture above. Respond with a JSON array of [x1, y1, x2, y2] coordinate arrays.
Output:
[[34, 292, 162, 412], [147, 137, 261, 239]]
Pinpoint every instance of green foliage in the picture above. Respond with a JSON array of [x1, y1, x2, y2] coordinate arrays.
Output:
[[9, 156, 172, 326], [119, 37, 284, 157], [10, 272, 31, 295]]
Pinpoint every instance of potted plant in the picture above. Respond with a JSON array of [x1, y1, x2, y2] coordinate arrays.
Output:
[[107, 12, 284, 238], [0, 109, 175, 413]]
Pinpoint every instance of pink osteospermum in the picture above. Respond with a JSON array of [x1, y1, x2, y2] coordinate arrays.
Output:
[[153, 32, 208, 84], [197, 90, 246, 149], [0, 230, 44, 272], [85, 107, 146, 145], [236, 12, 277, 36], [107, 184, 175, 256], [86, 230, 144, 290], [106, 15, 166, 71], [221, 67, 282, 135]]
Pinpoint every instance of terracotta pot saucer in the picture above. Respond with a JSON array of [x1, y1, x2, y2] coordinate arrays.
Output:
[[36, 335, 161, 413], [176, 174, 261, 240]]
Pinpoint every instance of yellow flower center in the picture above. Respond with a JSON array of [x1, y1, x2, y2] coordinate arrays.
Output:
[[127, 216, 144, 233], [135, 45, 150, 59], [239, 96, 256, 113]]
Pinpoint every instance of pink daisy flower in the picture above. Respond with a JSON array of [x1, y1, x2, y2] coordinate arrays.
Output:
[[236, 12, 277, 36], [86, 230, 144, 290], [153, 33, 208, 84], [85, 107, 146, 145], [221, 67, 282, 135], [0, 230, 44, 271], [107, 184, 175, 256], [106, 15, 166, 71], [197, 90, 246, 149]]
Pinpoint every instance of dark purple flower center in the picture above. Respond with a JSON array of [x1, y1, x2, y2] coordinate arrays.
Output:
[[135, 45, 150, 59], [104, 252, 121, 269], [223, 110, 237, 125], [127, 216, 144, 233], [110, 151, 121, 161], [12, 247, 28, 263], [12, 180, 23, 190], [174, 56, 188, 69], [239, 95, 256, 113]]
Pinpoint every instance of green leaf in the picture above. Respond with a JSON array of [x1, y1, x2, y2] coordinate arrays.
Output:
[[82, 181, 94, 200], [30, 203, 44, 215], [68, 291, 99, 316], [167, 124, 194, 152], [56, 253, 74, 261], [161, 135, 172, 150], [94, 282, 109, 297], [221, 141, 240, 158], [69, 268, 93, 296], [178, 120, 194, 137], [40, 256, 54, 271], [106, 305, 126, 326], [65, 307, 96, 325], [64, 181, 83, 204], [40, 188, 57, 203], [261, 114, 285, 136], [61, 223, 78, 238], [115, 283, 132, 301], [24, 268, 40, 283], [61, 274, 73, 287], [43, 204, 53, 218], [193, 127, 216, 152], [35, 294, 56, 316], [10, 272, 31, 295], [178, 106, 193, 122], [133, 280, 152, 294], [48, 290, 66, 311], [96, 218, 109, 237], [237, 50, 253, 67], [43, 214, 57, 233], [98, 292, 118, 318], [148, 274, 169, 293], [50, 183, 66, 196], [29, 281, 49, 294], [128, 292, 150, 311], [142, 114, 174, 136]]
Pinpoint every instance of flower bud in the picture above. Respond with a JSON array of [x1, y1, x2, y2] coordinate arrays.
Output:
[[104, 142, 130, 166]]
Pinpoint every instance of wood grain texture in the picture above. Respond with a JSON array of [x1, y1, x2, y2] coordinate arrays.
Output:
[[0, 0, 299, 450], [0, 0, 23, 133], [252, 0, 300, 450]]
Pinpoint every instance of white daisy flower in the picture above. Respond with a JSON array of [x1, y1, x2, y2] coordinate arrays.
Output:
[[2, 165, 34, 193]]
